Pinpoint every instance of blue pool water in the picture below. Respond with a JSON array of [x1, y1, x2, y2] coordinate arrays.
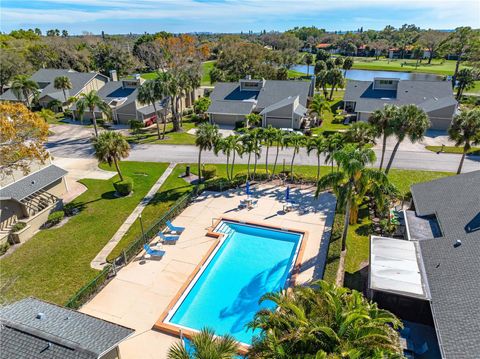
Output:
[[168, 221, 302, 344]]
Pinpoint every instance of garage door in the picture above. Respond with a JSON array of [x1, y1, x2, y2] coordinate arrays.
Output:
[[211, 114, 241, 126], [265, 117, 292, 129], [429, 117, 452, 131]]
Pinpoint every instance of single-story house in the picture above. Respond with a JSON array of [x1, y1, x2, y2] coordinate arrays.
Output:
[[0, 297, 134, 359], [368, 170, 480, 358], [343, 77, 458, 130], [207, 77, 313, 129], [0, 69, 109, 108]]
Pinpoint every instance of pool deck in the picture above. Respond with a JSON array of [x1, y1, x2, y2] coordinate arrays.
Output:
[[80, 184, 336, 358]]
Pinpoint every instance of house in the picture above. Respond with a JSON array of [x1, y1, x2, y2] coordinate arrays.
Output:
[[368, 171, 480, 358], [315, 43, 340, 54], [343, 77, 458, 130], [0, 162, 68, 245], [0, 297, 134, 359], [0, 69, 109, 108], [207, 77, 313, 129]]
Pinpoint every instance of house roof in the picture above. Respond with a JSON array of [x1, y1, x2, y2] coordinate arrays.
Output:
[[344, 79, 457, 115], [0, 298, 134, 359], [207, 100, 255, 115], [259, 95, 298, 115], [256, 80, 310, 110], [0, 165, 67, 201], [411, 171, 480, 358]]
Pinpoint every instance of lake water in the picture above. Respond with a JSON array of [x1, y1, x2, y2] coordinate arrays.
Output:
[[291, 65, 443, 81]]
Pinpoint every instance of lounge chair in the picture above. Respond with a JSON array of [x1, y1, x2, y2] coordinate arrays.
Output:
[[166, 220, 185, 234], [158, 231, 179, 244], [143, 244, 165, 259]]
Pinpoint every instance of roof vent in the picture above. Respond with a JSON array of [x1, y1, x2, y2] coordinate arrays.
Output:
[[36, 313, 45, 320], [31, 180, 36, 185], [454, 239, 462, 248]]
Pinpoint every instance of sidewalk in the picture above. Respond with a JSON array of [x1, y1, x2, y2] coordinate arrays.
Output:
[[90, 163, 177, 270]]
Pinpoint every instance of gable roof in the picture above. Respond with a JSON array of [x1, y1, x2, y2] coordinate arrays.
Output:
[[0, 298, 134, 359], [344, 79, 457, 115], [256, 80, 310, 110]]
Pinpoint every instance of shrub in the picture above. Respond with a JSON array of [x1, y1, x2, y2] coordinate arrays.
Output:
[[235, 169, 270, 182], [47, 211, 65, 226], [114, 177, 134, 196], [234, 120, 246, 129], [201, 165, 217, 180], [0, 242, 9, 256], [64, 203, 79, 216], [11, 222, 26, 233]]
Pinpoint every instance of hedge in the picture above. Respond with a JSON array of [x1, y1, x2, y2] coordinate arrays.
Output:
[[11, 222, 27, 233], [47, 211, 65, 226], [201, 165, 217, 180], [114, 177, 134, 196]]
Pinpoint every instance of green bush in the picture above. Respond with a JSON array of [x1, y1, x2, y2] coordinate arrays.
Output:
[[47, 211, 65, 226], [203, 177, 239, 192], [201, 165, 217, 180], [235, 120, 246, 129], [114, 177, 134, 196], [63, 203, 79, 216], [235, 169, 270, 181], [0, 242, 10, 256], [11, 222, 26, 233]]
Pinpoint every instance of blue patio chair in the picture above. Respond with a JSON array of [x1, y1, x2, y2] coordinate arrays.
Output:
[[143, 244, 165, 259], [166, 220, 185, 234], [158, 231, 179, 244]]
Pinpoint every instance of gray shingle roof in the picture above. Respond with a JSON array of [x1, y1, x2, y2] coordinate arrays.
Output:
[[411, 171, 480, 358], [0, 298, 134, 359], [256, 80, 310, 110], [0, 165, 67, 201], [344, 79, 457, 115], [207, 100, 255, 115]]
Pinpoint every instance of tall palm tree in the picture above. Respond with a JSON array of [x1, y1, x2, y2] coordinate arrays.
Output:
[[448, 108, 480, 174], [195, 123, 219, 183], [241, 131, 260, 180], [53, 75, 72, 104], [327, 68, 344, 100], [92, 131, 130, 181], [309, 94, 330, 120], [11, 75, 39, 108], [307, 135, 327, 182], [317, 144, 397, 248], [227, 135, 243, 180], [324, 132, 345, 173], [385, 104, 430, 174], [248, 280, 402, 359], [271, 129, 285, 179], [285, 132, 305, 182], [159, 71, 182, 132], [250, 128, 263, 178], [137, 81, 163, 139], [168, 328, 238, 359], [369, 105, 397, 170], [76, 90, 111, 137], [345, 121, 377, 147], [262, 126, 277, 175], [316, 69, 329, 98]]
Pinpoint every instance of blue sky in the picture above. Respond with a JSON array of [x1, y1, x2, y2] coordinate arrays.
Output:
[[1, 0, 478, 35]]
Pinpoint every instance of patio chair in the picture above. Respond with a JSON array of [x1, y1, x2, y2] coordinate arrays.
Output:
[[143, 244, 165, 260], [158, 231, 179, 244], [166, 220, 185, 234]]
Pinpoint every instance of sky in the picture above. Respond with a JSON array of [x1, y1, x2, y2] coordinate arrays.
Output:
[[1, 0, 479, 35]]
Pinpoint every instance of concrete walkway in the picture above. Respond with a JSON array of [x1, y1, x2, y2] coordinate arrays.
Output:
[[91, 163, 177, 270]]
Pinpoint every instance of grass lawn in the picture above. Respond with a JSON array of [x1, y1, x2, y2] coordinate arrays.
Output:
[[465, 81, 480, 95], [201, 61, 215, 86], [425, 145, 480, 155], [311, 92, 349, 133], [0, 162, 168, 305], [126, 117, 198, 145], [287, 69, 308, 78]]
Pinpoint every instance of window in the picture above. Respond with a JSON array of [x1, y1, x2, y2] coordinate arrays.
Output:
[[379, 80, 393, 85]]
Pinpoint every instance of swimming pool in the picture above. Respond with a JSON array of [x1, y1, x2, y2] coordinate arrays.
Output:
[[162, 220, 304, 346]]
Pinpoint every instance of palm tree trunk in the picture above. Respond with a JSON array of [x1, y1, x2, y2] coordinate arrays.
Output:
[[197, 149, 202, 183], [341, 200, 351, 251], [113, 157, 123, 181], [265, 145, 270, 174], [290, 151, 296, 182], [226, 154, 230, 181], [379, 133, 387, 170], [254, 155, 258, 178], [171, 98, 181, 132], [272, 144, 280, 179], [329, 84, 335, 100], [428, 50, 433, 64], [91, 110, 99, 137], [457, 149, 467, 174], [153, 103, 161, 140], [385, 140, 401, 175], [452, 57, 461, 89], [62, 89, 67, 105], [247, 152, 251, 180], [162, 113, 167, 139], [316, 154, 321, 182], [231, 151, 236, 180]]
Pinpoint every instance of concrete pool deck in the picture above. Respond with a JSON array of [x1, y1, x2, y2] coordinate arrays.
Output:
[[80, 184, 336, 358]]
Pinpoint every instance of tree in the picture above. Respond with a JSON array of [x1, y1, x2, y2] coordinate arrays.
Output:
[[245, 113, 262, 127], [53, 76, 72, 103], [448, 108, 480, 174], [318, 144, 397, 247], [92, 42, 136, 76], [11, 75, 39, 108], [61, 30, 68, 37], [92, 131, 130, 181], [316, 49, 330, 62], [385, 104, 430, 174], [316, 69, 329, 98], [76, 90, 111, 137], [327, 68, 344, 100], [314, 60, 326, 75], [193, 97, 211, 118], [419, 29, 448, 64], [325, 58, 336, 70], [248, 280, 402, 358], [285, 133, 305, 181], [195, 123, 219, 183], [324, 132, 345, 173], [307, 135, 327, 182], [309, 94, 330, 119], [334, 56, 344, 67], [215, 135, 243, 180], [168, 328, 237, 359], [342, 56, 354, 75], [304, 53, 314, 76], [241, 132, 256, 180], [209, 67, 225, 84], [0, 50, 29, 95], [137, 81, 164, 139], [455, 68, 477, 99], [271, 129, 285, 178], [345, 121, 377, 147], [0, 103, 49, 176], [262, 126, 277, 175], [369, 105, 397, 170]]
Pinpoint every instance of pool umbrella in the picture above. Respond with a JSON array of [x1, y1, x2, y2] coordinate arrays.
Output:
[[246, 181, 251, 197], [286, 186, 290, 202]]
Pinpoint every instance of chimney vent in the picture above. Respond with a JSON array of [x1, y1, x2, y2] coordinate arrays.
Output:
[[36, 313, 45, 320], [454, 239, 462, 248]]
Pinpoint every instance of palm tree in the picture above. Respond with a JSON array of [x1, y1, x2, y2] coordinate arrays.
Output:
[[11, 75, 39, 108], [92, 131, 130, 181], [195, 123, 219, 183], [448, 108, 480, 174], [309, 94, 330, 120], [307, 135, 327, 182], [345, 121, 377, 147], [304, 53, 314, 76], [384, 104, 430, 174], [76, 90, 111, 137], [168, 328, 238, 359], [316, 69, 329, 98], [137, 81, 164, 139], [324, 132, 345, 173], [250, 128, 263, 178], [285, 133, 305, 182], [53, 75, 72, 104], [241, 132, 256, 180], [159, 71, 182, 132], [455, 68, 476, 99], [327, 68, 344, 100], [262, 126, 277, 175], [369, 105, 397, 170], [248, 280, 402, 359], [224, 135, 243, 180], [317, 144, 397, 248], [270, 129, 285, 179], [342, 56, 354, 75]]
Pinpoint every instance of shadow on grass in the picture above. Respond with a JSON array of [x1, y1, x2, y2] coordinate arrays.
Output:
[[344, 266, 369, 293]]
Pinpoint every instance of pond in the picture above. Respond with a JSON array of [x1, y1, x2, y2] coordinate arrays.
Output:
[[291, 65, 443, 82]]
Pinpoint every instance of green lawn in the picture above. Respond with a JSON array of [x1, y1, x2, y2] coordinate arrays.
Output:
[[201, 61, 215, 86], [0, 162, 167, 304], [127, 117, 198, 145], [425, 145, 480, 155], [311, 92, 349, 133], [465, 81, 480, 95], [287, 69, 308, 78]]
